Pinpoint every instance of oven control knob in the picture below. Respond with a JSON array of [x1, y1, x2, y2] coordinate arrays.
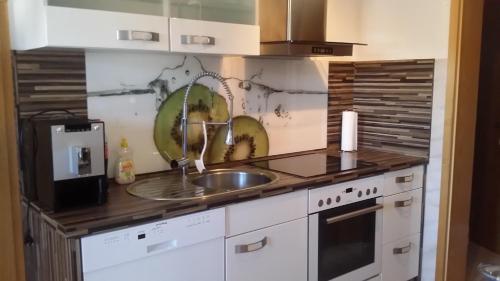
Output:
[[366, 189, 371, 196], [358, 190, 363, 198], [326, 198, 332, 205], [335, 196, 341, 203], [318, 200, 324, 207], [373, 187, 378, 194]]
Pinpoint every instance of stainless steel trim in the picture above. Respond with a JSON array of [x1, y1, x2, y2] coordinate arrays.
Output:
[[395, 173, 414, 183], [326, 204, 383, 224], [235, 237, 268, 253], [395, 197, 414, 208], [393, 243, 412, 255], [117, 30, 159, 42], [308, 213, 319, 281], [181, 35, 216, 45]]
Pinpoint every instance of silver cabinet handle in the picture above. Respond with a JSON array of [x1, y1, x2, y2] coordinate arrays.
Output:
[[235, 237, 268, 254], [395, 173, 414, 183], [181, 35, 216, 45], [117, 30, 159, 42], [326, 204, 383, 224], [393, 243, 412, 255], [395, 197, 414, 208]]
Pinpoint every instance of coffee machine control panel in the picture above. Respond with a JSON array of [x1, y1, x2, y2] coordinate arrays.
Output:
[[51, 122, 105, 181]]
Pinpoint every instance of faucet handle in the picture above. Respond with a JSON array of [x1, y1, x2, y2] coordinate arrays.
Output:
[[170, 157, 190, 169]]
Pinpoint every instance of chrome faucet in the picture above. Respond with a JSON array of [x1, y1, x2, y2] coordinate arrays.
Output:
[[176, 71, 234, 175]]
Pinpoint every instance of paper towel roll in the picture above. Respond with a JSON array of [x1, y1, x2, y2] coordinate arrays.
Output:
[[340, 151, 357, 170], [341, 111, 358, 151]]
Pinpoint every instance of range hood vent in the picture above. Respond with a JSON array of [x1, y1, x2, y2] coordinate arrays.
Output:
[[259, 0, 364, 57]]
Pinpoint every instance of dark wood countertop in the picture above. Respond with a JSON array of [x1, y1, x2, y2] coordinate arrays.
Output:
[[35, 147, 427, 238]]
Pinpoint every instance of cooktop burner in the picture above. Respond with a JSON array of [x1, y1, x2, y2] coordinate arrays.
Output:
[[250, 153, 375, 178]]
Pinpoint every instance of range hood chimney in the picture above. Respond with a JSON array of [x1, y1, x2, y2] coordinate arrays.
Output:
[[259, 0, 363, 57]]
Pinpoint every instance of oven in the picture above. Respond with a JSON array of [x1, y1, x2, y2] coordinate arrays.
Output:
[[308, 176, 384, 281]]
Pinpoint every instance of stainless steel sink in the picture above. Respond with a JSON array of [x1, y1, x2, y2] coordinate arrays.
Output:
[[190, 169, 279, 191], [126, 169, 279, 201]]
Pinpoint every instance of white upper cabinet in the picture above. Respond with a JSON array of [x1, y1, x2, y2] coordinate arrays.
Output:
[[9, 0, 170, 51], [9, 0, 259, 55], [168, 0, 259, 55]]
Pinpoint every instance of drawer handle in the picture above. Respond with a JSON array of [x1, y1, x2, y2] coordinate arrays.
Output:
[[393, 243, 412, 255], [235, 237, 268, 254], [395, 173, 414, 183], [117, 30, 159, 42], [326, 204, 383, 224], [181, 35, 216, 45], [395, 197, 414, 208]]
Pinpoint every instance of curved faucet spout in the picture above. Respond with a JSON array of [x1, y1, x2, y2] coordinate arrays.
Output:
[[179, 71, 235, 175]]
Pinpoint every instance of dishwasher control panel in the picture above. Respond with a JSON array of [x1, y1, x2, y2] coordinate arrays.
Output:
[[308, 175, 384, 213], [81, 208, 225, 273]]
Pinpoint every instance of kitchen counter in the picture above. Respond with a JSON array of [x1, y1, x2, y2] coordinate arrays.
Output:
[[34, 147, 427, 238]]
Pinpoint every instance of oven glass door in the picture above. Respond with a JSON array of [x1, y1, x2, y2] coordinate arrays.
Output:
[[317, 198, 379, 281]]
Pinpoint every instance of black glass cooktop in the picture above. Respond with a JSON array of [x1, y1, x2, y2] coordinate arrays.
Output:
[[250, 153, 375, 178]]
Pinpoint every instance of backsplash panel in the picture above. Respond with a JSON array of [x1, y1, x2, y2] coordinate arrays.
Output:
[[328, 59, 435, 156], [12, 50, 88, 119], [86, 52, 329, 176]]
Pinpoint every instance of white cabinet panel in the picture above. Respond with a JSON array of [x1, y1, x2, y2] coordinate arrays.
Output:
[[225, 218, 308, 281], [169, 18, 259, 56], [381, 233, 421, 281], [383, 165, 424, 196], [383, 188, 422, 244], [46, 7, 169, 51], [226, 190, 307, 237], [10, 1, 169, 51]]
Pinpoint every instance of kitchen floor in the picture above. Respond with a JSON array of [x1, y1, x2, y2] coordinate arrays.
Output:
[[467, 242, 500, 280]]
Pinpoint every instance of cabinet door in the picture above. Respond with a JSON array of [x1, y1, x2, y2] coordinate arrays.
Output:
[[225, 218, 308, 281], [382, 188, 422, 244], [46, 6, 169, 51], [381, 233, 420, 281], [169, 18, 259, 55]]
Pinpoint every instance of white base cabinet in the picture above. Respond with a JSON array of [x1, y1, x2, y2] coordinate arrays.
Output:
[[225, 218, 308, 281], [381, 233, 421, 281]]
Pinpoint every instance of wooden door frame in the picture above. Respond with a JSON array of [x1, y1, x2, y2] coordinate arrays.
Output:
[[0, 1, 26, 281], [436, 0, 485, 280]]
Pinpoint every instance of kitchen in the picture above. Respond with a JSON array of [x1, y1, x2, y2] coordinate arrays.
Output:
[[1, 0, 457, 281]]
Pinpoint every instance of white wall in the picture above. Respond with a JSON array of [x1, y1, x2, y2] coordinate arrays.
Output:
[[350, 1, 451, 280]]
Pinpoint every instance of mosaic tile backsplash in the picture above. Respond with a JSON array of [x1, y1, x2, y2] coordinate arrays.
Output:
[[86, 51, 329, 176], [328, 59, 435, 156]]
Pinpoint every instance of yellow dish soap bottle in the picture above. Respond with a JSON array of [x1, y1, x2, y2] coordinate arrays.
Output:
[[115, 137, 136, 185]]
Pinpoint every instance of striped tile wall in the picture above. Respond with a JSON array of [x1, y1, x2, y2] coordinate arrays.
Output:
[[328, 59, 435, 156], [12, 50, 88, 119]]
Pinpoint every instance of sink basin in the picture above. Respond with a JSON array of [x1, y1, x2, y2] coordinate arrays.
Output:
[[126, 168, 279, 201], [190, 169, 279, 191]]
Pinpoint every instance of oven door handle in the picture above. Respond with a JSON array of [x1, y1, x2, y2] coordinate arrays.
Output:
[[326, 204, 383, 224]]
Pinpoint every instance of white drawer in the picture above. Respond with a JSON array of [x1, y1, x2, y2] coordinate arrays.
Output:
[[226, 190, 308, 237], [383, 165, 424, 196], [383, 188, 422, 244], [169, 18, 259, 56], [225, 218, 308, 281], [381, 233, 421, 281]]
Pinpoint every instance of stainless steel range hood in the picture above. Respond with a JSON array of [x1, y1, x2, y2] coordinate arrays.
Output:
[[259, 0, 363, 57]]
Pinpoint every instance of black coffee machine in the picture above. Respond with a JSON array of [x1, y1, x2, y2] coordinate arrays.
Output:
[[21, 118, 108, 212]]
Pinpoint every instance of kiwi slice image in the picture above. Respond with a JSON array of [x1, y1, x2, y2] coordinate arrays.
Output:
[[154, 84, 229, 163], [208, 116, 269, 163]]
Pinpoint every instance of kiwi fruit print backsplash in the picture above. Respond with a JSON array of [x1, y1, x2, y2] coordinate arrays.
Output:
[[86, 52, 328, 177]]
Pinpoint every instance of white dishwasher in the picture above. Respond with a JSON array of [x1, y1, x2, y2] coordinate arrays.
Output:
[[81, 208, 225, 281]]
